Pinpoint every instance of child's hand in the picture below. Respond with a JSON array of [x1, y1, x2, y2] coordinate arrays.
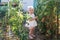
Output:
[[34, 16, 38, 20], [29, 16, 38, 21], [29, 18, 34, 21], [35, 16, 38, 19]]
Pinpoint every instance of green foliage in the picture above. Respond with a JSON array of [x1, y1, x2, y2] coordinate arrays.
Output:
[[8, 0, 28, 40], [0, 6, 8, 18], [0, 0, 59, 40], [9, 9, 28, 40], [35, 0, 58, 36]]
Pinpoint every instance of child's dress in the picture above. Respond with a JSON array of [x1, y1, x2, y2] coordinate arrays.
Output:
[[25, 13, 37, 28]]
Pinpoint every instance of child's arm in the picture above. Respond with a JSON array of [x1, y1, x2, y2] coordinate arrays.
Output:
[[32, 16, 38, 20], [29, 14, 38, 21], [29, 16, 38, 21], [34, 16, 38, 19]]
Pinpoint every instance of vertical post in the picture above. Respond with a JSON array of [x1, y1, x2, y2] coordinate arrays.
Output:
[[8, 0, 10, 17], [34, 0, 38, 16], [8, 0, 11, 38], [56, 2, 59, 39], [0, 0, 1, 3], [7, 0, 11, 40], [19, 0, 20, 14], [34, 0, 37, 8]]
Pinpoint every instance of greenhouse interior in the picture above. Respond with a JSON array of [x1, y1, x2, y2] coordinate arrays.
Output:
[[0, 0, 60, 40]]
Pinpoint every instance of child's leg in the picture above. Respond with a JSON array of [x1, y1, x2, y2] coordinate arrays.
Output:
[[29, 27, 35, 39], [29, 27, 35, 35], [29, 27, 35, 38]]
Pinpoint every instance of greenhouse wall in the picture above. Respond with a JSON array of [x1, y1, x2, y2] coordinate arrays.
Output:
[[21, 0, 34, 11], [1, 0, 8, 2]]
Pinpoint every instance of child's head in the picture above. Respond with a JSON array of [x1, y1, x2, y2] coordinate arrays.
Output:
[[27, 6, 34, 14]]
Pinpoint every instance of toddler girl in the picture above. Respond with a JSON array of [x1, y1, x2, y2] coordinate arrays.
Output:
[[25, 6, 37, 39]]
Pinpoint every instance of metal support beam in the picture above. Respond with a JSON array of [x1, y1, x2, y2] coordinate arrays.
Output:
[[0, 0, 1, 3]]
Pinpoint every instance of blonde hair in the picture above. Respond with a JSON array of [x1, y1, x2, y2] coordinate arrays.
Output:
[[27, 6, 34, 10]]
